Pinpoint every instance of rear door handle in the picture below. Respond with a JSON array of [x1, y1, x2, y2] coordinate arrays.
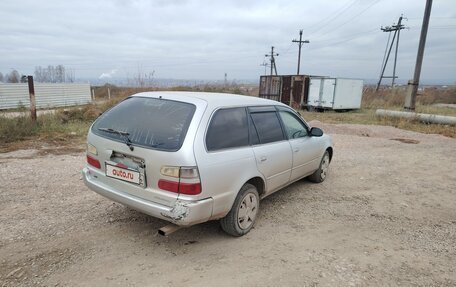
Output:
[[293, 148, 299, 153], [260, 156, 267, 162]]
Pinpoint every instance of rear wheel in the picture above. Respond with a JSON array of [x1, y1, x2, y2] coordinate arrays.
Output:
[[221, 184, 259, 237], [308, 151, 330, 183]]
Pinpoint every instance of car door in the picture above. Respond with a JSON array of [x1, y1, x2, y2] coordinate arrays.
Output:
[[278, 108, 322, 181], [248, 106, 292, 195]]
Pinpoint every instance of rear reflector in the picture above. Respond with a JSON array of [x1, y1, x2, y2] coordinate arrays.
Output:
[[87, 155, 101, 169], [158, 180, 201, 195]]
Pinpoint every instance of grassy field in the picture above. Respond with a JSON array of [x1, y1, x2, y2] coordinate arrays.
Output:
[[0, 85, 455, 151], [300, 107, 456, 138]]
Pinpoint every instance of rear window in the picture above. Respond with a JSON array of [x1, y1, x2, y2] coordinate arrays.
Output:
[[92, 97, 195, 151], [206, 108, 249, 151]]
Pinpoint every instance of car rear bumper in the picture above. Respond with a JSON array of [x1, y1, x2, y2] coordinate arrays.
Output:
[[82, 168, 213, 226]]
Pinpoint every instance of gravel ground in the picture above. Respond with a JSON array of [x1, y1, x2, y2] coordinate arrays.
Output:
[[0, 122, 455, 287]]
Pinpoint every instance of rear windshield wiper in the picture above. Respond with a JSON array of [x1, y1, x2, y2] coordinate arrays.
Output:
[[98, 127, 134, 151]]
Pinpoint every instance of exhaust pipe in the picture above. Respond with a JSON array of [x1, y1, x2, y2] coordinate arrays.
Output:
[[158, 224, 182, 236]]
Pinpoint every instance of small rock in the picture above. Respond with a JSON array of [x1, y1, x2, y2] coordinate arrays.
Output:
[[7, 267, 22, 278], [17, 270, 25, 278]]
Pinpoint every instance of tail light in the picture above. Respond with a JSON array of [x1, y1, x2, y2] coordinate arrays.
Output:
[[87, 155, 101, 169], [158, 166, 201, 195]]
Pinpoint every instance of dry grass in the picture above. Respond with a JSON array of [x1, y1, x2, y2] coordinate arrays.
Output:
[[307, 86, 455, 137], [0, 100, 122, 150], [362, 86, 456, 108], [300, 108, 456, 138]]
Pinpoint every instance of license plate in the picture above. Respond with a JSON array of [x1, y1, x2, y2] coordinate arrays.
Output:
[[106, 163, 140, 185]]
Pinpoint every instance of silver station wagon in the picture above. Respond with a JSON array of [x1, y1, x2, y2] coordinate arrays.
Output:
[[82, 92, 333, 236]]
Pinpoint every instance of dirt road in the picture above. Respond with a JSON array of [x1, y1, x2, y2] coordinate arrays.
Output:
[[0, 123, 455, 286]]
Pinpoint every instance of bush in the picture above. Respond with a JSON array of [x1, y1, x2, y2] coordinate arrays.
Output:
[[0, 116, 39, 143]]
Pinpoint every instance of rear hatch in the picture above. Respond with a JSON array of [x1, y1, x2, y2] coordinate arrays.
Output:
[[86, 95, 205, 207]]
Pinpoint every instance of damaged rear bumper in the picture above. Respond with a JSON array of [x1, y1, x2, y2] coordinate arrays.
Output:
[[82, 168, 213, 226]]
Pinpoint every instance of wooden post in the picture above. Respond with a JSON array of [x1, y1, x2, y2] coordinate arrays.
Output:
[[108, 87, 111, 100], [27, 76, 37, 122], [91, 89, 95, 101]]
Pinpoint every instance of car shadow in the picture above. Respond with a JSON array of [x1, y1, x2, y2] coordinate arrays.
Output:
[[100, 178, 316, 245]]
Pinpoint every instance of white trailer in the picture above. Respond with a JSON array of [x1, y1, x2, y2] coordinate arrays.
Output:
[[306, 78, 363, 111]]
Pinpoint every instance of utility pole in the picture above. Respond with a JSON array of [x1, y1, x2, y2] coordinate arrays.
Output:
[[260, 62, 268, 75], [265, 46, 279, 76], [405, 0, 433, 110], [376, 15, 407, 90], [292, 30, 310, 75]]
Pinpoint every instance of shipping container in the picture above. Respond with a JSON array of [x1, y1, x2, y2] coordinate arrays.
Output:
[[307, 78, 363, 111], [259, 75, 309, 108], [259, 75, 363, 111]]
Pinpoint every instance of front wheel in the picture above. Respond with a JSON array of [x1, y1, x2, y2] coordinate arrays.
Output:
[[308, 151, 330, 183], [220, 184, 259, 237]]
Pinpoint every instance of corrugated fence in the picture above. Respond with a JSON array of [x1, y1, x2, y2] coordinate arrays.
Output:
[[0, 83, 91, 110]]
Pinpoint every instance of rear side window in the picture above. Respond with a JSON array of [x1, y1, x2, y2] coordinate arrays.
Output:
[[92, 97, 195, 151], [250, 112, 284, 144], [206, 108, 249, 151]]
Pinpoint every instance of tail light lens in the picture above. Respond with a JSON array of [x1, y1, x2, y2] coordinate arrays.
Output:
[[158, 166, 201, 195], [158, 179, 179, 193], [87, 155, 101, 169], [179, 182, 202, 195]]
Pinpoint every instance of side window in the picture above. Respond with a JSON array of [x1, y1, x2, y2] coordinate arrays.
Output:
[[250, 112, 285, 144], [206, 108, 249, 151], [279, 111, 308, 139]]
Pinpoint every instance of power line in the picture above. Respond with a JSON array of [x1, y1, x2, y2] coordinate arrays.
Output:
[[305, 0, 359, 37], [314, 0, 382, 40], [310, 27, 378, 46], [409, 25, 456, 29], [279, 42, 295, 56], [408, 16, 455, 20]]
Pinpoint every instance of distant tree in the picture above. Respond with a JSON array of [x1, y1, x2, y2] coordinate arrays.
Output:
[[55, 65, 65, 83], [0, 72, 4, 82], [129, 65, 155, 87], [34, 66, 45, 82], [34, 65, 70, 83], [66, 68, 75, 83], [6, 70, 20, 83]]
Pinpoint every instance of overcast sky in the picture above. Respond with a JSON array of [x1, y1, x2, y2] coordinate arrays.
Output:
[[1, 0, 455, 83]]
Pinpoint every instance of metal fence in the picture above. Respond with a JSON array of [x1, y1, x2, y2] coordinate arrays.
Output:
[[0, 83, 91, 110]]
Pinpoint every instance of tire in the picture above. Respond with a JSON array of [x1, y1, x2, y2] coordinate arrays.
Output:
[[220, 183, 259, 237], [308, 151, 330, 183]]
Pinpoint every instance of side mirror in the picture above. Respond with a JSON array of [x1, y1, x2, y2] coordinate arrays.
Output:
[[310, 127, 323, 137]]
